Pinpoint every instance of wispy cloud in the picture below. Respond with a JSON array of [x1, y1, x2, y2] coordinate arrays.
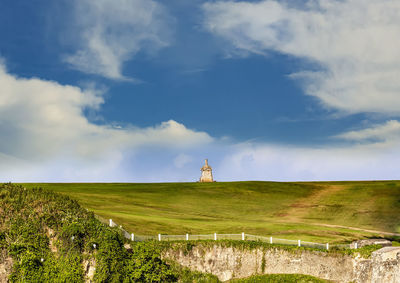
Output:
[[203, 0, 400, 115], [335, 120, 400, 143], [64, 0, 173, 80]]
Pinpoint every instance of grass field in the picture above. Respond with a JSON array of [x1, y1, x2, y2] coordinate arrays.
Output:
[[21, 181, 400, 243]]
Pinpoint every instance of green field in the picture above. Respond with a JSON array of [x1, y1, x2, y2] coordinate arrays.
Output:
[[21, 181, 400, 243]]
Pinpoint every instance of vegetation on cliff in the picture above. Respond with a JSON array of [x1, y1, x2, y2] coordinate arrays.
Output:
[[0, 183, 184, 282], [162, 240, 384, 261]]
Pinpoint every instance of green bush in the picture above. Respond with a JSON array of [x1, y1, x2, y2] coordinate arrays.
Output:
[[124, 243, 177, 282]]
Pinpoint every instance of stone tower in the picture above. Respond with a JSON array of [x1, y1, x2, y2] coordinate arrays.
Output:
[[200, 159, 214, 182]]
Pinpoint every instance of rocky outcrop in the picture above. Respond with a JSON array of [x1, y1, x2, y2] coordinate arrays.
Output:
[[164, 245, 400, 282], [46, 226, 58, 253], [0, 251, 12, 283], [83, 258, 96, 283], [368, 247, 400, 283]]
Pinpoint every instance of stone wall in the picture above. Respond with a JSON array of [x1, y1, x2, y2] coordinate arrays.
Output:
[[164, 245, 400, 282]]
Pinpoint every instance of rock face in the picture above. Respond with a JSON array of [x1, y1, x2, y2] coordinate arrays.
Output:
[[83, 258, 96, 283], [199, 159, 214, 182], [368, 247, 400, 283], [164, 245, 400, 282], [0, 252, 12, 283]]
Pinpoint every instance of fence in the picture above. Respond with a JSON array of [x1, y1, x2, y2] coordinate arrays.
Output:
[[104, 218, 352, 250]]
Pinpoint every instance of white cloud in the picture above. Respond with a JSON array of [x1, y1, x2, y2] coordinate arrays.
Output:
[[203, 0, 400, 115], [0, 63, 213, 181], [335, 120, 400, 143], [64, 0, 173, 80]]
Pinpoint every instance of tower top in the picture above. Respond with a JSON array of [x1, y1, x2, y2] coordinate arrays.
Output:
[[201, 159, 212, 170]]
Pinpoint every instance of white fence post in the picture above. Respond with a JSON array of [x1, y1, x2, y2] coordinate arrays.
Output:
[[355, 242, 358, 249], [109, 219, 113, 227], [107, 231, 345, 249]]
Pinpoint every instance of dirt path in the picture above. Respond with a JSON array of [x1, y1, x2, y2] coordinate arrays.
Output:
[[278, 183, 400, 237], [281, 184, 346, 222]]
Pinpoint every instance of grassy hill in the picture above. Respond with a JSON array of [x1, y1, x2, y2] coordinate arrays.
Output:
[[1, 183, 340, 282], [21, 181, 400, 243]]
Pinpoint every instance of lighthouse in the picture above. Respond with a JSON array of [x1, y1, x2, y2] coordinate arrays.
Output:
[[199, 159, 214, 182]]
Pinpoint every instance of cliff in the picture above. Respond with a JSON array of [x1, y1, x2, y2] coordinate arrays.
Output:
[[164, 243, 400, 282]]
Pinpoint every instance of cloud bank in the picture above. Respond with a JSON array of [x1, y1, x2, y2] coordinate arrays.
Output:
[[0, 63, 212, 181], [203, 0, 400, 115], [64, 0, 173, 80]]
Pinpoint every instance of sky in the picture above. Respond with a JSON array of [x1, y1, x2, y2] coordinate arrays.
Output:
[[1, 0, 400, 182]]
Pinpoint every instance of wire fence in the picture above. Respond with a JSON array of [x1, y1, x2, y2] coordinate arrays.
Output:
[[99, 217, 352, 250]]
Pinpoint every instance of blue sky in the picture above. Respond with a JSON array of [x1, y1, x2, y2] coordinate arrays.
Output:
[[1, 0, 400, 182]]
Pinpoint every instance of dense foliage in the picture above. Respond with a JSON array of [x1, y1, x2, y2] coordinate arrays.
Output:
[[0, 183, 179, 282]]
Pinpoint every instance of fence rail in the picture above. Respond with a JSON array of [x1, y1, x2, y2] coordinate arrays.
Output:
[[101, 217, 352, 250]]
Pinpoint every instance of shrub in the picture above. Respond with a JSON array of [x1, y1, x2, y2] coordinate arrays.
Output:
[[124, 242, 177, 282]]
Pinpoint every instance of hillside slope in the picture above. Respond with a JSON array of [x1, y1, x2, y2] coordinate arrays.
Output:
[[22, 181, 400, 243]]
